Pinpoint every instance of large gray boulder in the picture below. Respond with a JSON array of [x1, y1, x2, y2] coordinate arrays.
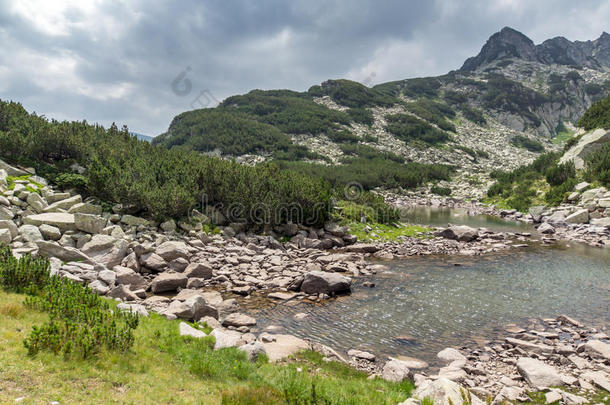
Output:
[[74, 213, 108, 234], [151, 272, 188, 293], [18, 224, 43, 242], [26, 192, 48, 213], [113, 266, 147, 290], [120, 215, 150, 227], [23, 213, 76, 232], [529, 206, 546, 223], [0, 206, 15, 220], [300, 271, 351, 295], [155, 241, 190, 262], [565, 209, 589, 224], [184, 262, 213, 279], [68, 203, 103, 216], [411, 378, 484, 405], [39, 224, 61, 241], [80, 235, 128, 268], [44, 195, 82, 212], [36, 241, 93, 263], [0, 220, 18, 239], [0, 228, 11, 244], [559, 129, 610, 169], [0, 158, 27, 176], [381, 358, 411, 382], [222, 313, 256, 327], [581, 340, 610, 362], [516, 357, 564, 388], [166, 295, 218, 321]]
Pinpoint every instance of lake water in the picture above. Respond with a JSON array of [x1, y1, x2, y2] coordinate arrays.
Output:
[[252, 208, 610, 364]]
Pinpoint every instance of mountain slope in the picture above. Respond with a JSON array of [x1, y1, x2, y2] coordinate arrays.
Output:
[[154, 27, 610, 197]]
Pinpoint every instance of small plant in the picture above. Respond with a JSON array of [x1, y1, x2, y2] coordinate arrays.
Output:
[[0, 246, 50, 293], [431, 185, 451, 196]]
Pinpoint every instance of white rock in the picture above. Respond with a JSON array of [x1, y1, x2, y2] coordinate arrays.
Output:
[[516, 357, 564, 389], [179, 322, 206, 338]]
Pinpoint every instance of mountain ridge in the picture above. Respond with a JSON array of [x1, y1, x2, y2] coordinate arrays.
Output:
[[461, 26, 610, 71]]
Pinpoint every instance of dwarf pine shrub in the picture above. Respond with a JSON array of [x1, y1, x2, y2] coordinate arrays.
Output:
[[0, 245, 139, 358], [23, 275, 139, 358]]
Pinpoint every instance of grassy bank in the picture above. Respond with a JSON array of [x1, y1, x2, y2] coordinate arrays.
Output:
[[0, 288, 413, 404], [348, 222, 432, 242]]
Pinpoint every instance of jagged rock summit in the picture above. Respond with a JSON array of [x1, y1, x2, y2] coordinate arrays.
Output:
[[461, 26, 610, 71]]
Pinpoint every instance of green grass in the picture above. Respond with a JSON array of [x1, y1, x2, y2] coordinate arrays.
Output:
[[348, 222, 432, 242], [6, 174, 43, 193], [0, 290, 414, 404]]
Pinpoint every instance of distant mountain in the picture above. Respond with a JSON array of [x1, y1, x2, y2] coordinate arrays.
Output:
[[154, 27, 610, 198], [461, 27, 610, 71], [130, 131, 153, 142]]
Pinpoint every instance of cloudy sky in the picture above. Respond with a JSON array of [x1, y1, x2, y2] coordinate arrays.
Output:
[[0, 0, 609, 135]]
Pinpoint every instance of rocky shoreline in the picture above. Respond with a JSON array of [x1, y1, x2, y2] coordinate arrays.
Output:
[[2, 160, 610, 404], [385, 186, 610, 249]]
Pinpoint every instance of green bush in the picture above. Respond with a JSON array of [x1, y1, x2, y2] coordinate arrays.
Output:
[[584, 142, 610, 186], [0, 100, 333, 227], [308, 79, 397, 108], [404, 100, 456, 132], [544, 161, 575, 186], [385, 113, 451, 145], [0, 246, 139, 358], [577, 94, 610, 130], [511, 135, 544, 152], [431, 185, 451, 196], [54, 173, 88, 190], [0, 247, 50, 293]]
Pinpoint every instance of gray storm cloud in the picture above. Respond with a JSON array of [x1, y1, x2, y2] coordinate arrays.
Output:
[[0, 0, 608, 135]]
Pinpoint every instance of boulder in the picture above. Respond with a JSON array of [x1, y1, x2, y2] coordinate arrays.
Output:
[[345, 243, 379, 253], [260, 334, 309, 362], [437, 348, 467, 364], [45, 192, 70, 204], [211, 328, 244, 350], [0, 206, 13, 220], [160, 219, 177, 232], [412, 378, 484, 405], [538, 222, 555, 234], [506, 337, 554, 354], [591, 217, 610, 227], [140, 252, 167, 272], [300, 271, 351, 295], [26, 192, 48, 213], [39, 224, 61, 241], [238, 341, 267, 361], [44, 194, 82, 212], [179, 322, 206, 338], [184, 262, 213, 279], [113, 266, 147, 289], [120, 215, 150, 227], [107, 285, 139, 301], [0, 158, 27, 176], [581, 340, 610, 362], [599, 197, 610, 208], [222, 313, 256, 327], [18, 224, 43, 242], [0, 228, 12, 244], [437, 225, 479, 242], [81, 235, 128, 268], [68, 203, 103, 216], [36, 241, 93, 263], [155, 241, 190, 262], [516, 357, 564, 388], [528, 206, 546, 223], [151, 272, 188, 293], [88, 280, 109, 295], [98, 269, 116, 286], [74, 213, 108, 234], [381, 359, 411, 382], [23, 213, 76, 231], [565, 209, 589, 224], [347, 349, 376, 362], [0, 220, 18, 239]]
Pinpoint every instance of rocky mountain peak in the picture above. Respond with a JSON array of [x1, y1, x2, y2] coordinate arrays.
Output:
[[461, 27, 610, 71], [460, 27, 537, 71]]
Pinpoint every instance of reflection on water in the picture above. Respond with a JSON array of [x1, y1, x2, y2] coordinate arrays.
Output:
[[399, 205, 530, 232], [254, 243, 610, 364]]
